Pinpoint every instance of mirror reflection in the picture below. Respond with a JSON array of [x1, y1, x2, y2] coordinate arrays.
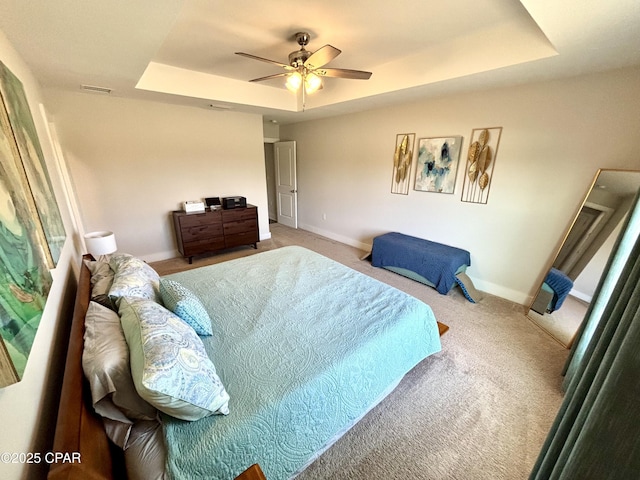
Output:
[[527, 169, 640, 348]]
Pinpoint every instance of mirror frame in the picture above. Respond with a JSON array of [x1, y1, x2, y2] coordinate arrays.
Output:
[[526, 168, 640, 339]]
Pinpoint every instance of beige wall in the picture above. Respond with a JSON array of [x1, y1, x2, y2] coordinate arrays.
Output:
[[280, 66, 640, 304], [0, 31, 83, 480], [44, 91, 271, 261]]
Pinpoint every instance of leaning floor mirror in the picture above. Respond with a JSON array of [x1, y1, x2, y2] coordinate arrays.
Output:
[[526, 169, 640, 348]]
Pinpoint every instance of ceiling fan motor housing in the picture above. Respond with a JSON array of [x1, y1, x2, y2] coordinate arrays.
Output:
[[289, 49, 311, 68], [289, 32, 312, 67]]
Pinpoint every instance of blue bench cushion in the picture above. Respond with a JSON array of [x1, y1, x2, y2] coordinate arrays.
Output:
[[544, 268, 574, 312], [371, 232, 471, 294]]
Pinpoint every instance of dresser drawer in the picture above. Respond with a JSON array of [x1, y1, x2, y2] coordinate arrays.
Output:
[[223, 218, 257, 236], [181, 223, 224, 243], [183, 236, 226, 256], [179, 211, 222, 228], [225, 231, 259, 248], [222, 208, 256, 223]]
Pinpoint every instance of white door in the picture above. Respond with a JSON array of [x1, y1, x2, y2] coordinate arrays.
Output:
[[274, 141, 298, 228]]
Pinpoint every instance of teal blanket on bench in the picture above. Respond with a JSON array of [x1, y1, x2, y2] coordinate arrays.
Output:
[[162, 246, 441, 480]]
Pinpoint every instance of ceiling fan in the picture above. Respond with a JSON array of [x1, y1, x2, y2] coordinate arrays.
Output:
[[235, 32, 372, 95]]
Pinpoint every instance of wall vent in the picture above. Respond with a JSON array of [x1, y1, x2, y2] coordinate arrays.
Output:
[[81, 84, 113, 94]]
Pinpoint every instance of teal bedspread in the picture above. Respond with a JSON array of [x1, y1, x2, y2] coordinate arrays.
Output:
[[162, 246, 441, 480]]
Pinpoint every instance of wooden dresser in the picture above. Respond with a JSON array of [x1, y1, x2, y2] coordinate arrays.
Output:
[[172, 205, 259, 263]]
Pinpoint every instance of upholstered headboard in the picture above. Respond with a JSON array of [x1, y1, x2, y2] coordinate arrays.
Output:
[[48, 256, 124, 480]]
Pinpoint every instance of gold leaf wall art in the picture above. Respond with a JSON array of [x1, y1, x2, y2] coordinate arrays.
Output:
[[468, 160, 477, 183], [461, 127, 502, 204], [391, 133, 415, 195], [479, 172, 489, 190]]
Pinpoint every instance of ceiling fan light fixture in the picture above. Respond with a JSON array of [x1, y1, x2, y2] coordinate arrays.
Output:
[[285, 71, 302, 92], [304, 72, 322, 94]]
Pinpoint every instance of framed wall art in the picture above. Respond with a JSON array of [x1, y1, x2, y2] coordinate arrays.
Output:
[[391, 133, 415, 195], [461, 127, 503, 204], [0, 61, 59, 386], [414, 136, 463, 194], [0, 61, 65, 266]]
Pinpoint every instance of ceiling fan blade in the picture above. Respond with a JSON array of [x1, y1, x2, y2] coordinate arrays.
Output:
[[304, 45, 341, 70], [235, 52, 292, 70], [315, 68, 372, 80], [248, 72, 290, 83]]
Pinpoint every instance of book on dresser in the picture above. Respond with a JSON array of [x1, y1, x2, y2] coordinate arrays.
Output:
[[172, 205, 259, 263]]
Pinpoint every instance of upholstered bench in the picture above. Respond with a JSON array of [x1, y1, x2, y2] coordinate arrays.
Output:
[[531, 267, 573, 314], [371, 232, 471, 295]]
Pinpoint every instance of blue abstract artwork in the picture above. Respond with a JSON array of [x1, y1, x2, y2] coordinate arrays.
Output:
[[414, 136, 463, 194]]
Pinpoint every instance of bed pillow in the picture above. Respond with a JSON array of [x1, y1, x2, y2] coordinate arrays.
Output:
[[159, 279, 213, 336], [108, 254, 161, 305], [119, 297, 230, 421], [82, 301, 158, 428], [123, 420, 167, 480], [83, 259, 117, 310]]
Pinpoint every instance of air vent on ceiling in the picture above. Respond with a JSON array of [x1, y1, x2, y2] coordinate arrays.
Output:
[[81, 84, 113, 94], [207, 104, 233, 111]]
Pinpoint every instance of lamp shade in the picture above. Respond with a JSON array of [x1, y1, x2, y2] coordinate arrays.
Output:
[[84, 231, 117, 257]]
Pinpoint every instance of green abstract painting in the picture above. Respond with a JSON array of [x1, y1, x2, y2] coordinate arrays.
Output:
[[0, 61, 65, 265], [0, 61, 61, 386]]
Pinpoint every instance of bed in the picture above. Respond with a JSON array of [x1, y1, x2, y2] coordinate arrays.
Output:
[[49, 245, 442, 480]]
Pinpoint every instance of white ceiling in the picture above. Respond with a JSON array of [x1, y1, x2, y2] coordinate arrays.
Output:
[[0, 0, 639, 125]]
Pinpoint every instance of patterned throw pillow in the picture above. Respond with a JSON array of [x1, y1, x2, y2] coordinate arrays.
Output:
[[108, 254, 160, 305], [119, 297, 230, 421], [159, 278, 213, 336]]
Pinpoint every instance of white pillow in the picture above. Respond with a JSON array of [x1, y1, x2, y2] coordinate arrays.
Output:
[[119, 297, 230, 421]]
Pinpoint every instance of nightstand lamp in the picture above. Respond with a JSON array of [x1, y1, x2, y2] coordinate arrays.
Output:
[[84, 231, 117, 261]]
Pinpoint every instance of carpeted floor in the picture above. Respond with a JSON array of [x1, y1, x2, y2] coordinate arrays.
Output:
[[526, 295, 588, 348], [151, 224, 569, 480]]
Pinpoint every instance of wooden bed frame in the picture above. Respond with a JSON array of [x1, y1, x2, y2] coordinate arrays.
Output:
[[48, 256, 125, 480]]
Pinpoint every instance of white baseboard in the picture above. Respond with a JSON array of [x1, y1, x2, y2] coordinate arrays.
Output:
[[141, 249, 180, 263], [457, 273, 529, 305], [569, 288, 593, 303], [299, 223, 532, 305], [298, 223, 371, 252]]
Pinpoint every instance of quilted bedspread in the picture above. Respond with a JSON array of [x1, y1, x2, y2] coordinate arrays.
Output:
[[162, 246, 441, 480]]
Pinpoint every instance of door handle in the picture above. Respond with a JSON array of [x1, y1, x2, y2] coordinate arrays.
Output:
[[290, 189, 298, 193]]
